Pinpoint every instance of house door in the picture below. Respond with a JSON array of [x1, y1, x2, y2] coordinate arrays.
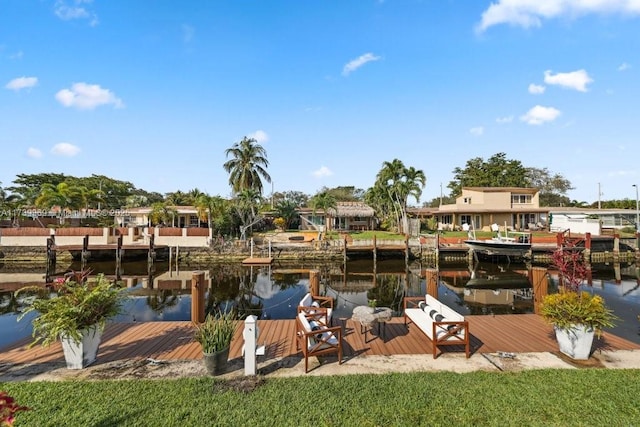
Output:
[[474, 215, 481, 230]]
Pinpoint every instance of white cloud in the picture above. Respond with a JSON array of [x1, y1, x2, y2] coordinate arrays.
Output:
[[520, 105, 561, 125], [528, 83, 545, 94], [496, 115, 514, 124], [55, 82, 124, 110], [312, 166, 333, 178], [5, 76, 38, 91], [54, 0, 98, 26], [342, 53, 381, 76], [469, 126, 484, 136], [544, 69, 593, 92], [618, 62, 631, 71], [248, 130, 269, 143], [476, 0, 640, 32], [51, 142, 81, 157], [26, 147, 42, 158]]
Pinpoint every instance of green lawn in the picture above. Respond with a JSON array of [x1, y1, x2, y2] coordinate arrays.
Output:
[[3, 369, 640, 426]]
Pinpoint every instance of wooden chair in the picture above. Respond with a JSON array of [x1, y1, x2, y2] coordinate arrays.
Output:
[[295, 306, 343, 373]]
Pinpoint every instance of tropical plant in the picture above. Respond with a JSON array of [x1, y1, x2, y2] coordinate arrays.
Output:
[[541, 249, 616, 336], [366, 159, 426, 234], [234, 188, 264, 240], [149, 202, 178, 226], [309, 190, 337, 232], [17, 272, 128, 347], [274, 199, 299, 230], [223, 137, 272, 195], [0, 391, 29, 427], [193, 310, 237, 353]]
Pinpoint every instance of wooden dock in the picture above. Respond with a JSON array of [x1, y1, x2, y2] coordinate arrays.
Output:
[[242, 257, 274, 265], [1, 314, 637, 367]]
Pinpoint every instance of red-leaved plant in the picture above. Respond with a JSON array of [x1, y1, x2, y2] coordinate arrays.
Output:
[[0, 391, 29, 427], [551, 248, 588, 292]]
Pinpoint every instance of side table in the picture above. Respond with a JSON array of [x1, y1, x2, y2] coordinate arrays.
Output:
[[352, 306, 393, 342]]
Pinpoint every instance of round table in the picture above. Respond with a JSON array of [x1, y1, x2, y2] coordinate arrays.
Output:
[[352, 306, 393, 341]]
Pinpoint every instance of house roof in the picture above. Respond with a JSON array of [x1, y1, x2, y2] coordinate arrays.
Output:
[[298, 202, 375, 217], [463, 186, 538, 194], [328, 202, 375, 217]]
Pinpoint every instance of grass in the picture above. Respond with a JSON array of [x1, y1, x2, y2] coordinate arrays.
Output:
[[3, 369, 640, 426]]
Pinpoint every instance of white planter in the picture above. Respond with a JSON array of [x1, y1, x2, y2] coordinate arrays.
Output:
[[61, 327, 103, 369], [554, 324, 595, 360]]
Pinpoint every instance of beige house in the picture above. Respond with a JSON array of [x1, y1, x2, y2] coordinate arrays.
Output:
[[298, 202, 376, 231], [409, 187, 548, 231], [115, 206, 207, 228]]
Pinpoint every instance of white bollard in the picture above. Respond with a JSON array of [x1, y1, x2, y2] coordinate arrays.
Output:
[[243, 315, 260, 376]]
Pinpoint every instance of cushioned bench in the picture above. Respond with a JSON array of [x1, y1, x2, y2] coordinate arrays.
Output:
[[299, 292, 333, 324], [403, 294, 470, 359], [295, 306, 343, 373]]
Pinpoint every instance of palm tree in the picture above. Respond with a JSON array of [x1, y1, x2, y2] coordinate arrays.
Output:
[[274, 199, 299, 230], [149, 202, 178, 227], [223, 137, 271, 195], [35, 182, 87, 224], [372, 159, 426, 233], [309, 191, 337, 233]]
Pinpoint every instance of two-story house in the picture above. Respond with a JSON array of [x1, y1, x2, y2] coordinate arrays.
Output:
[[409, 187, 548, 232]]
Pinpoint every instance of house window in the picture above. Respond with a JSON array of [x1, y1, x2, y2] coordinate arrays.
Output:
[[460, 215, 472, 226], [440, 214, 453, 224], [463, 197, 471, 204], [189, 215, 199, 226], [511, 194, 532, 204]]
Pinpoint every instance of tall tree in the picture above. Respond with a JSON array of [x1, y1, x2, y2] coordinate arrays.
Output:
[[234, 188, 264, 240], [369, 159, 426, 233], [525, 167, 573, 207], [309, 191, 337, 233], [223, 137, 271, 195], [448, 152, 528, 197], [35, 182, 87, 224]]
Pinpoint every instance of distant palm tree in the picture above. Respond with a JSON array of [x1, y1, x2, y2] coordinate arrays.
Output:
[[372, 159, 426, 233], [149, 202, 178, 227], [223, 137, 271, 195], [310, 191, 337, 233], [35, 182, 87, 224]]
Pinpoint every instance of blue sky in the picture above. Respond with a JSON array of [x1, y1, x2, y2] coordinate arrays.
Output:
[[2, 1, 640, 205]]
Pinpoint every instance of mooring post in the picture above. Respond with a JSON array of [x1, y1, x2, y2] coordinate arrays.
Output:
[[309, 269, 320, 295], [405, 235, 409, 264], [372, 235, 377, 265], [81, 235, 89, 271], [426, 268, 438, 299], [191, 271, 206, 324], [116, 234, 123, 281], [531, 266, 548, 315]]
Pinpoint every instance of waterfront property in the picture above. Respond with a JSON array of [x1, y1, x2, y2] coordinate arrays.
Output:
[[1, 314, 638, 373]]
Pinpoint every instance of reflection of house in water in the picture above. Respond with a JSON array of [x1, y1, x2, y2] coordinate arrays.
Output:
[[439, 263, 534, 314]]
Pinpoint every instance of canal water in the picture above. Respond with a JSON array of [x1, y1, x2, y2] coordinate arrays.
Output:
[[1, 258, 639, 349]]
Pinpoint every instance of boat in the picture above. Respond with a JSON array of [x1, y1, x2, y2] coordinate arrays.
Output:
[[463, 223, 532, 258]]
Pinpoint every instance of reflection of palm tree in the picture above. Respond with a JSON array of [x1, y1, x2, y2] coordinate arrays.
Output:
[[146, 290, 179, 313], [0, 292, 20, 315]]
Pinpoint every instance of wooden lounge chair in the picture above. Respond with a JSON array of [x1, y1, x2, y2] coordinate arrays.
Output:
[[295, 306, 343, 373]]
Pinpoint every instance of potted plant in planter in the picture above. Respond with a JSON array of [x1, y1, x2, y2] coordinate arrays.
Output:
[[18, 270, 128, 369], [193, 310, 237, 375], [540, 249, 616, 360]]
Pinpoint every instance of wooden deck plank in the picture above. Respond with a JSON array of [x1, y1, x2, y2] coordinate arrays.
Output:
[[2, 315, 639, 368]]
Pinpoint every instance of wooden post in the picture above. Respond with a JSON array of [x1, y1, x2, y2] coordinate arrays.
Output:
[[426, 268, 438, 299], [405, 235, 409, 264], [584, 232, 591, 264], [309, 270, 320, 296], [556, 232, 563, 248], [191, 271, 206, 324], [531, 266, 548, 315], [372, 235, 377, 265], [115, 234, 123, 281], [81, 235, 89, 271], [46, 236, 56, 283], [613, 233, 620, 264], [343, 237, 347, 264]]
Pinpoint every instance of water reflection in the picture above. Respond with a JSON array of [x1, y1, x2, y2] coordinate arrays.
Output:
[[2, 258, 640, 349]]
